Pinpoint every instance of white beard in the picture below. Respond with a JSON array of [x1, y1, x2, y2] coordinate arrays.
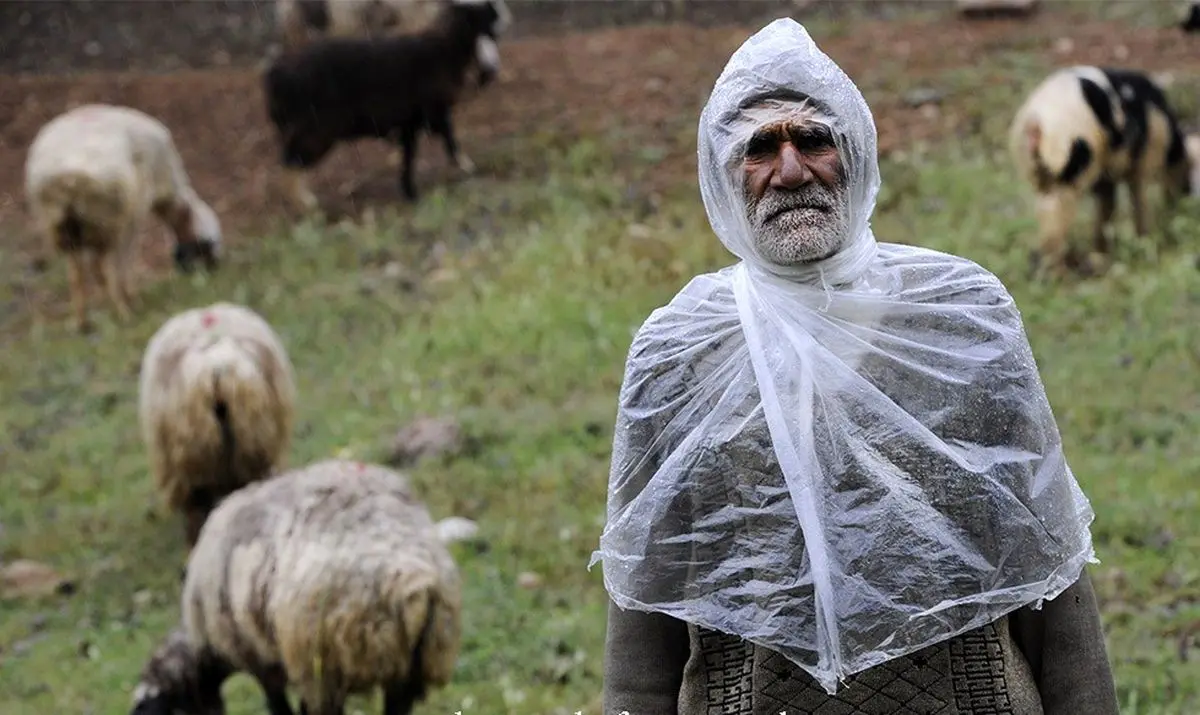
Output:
[[747, 183, 850, 265]]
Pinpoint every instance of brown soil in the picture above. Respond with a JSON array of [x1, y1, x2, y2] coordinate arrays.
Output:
[[2, 3, 1198, 301]]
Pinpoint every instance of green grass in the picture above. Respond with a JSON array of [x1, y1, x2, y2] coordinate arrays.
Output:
[[4, 18, 1200, 715]]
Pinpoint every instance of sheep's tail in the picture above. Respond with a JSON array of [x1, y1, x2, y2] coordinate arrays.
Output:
[[169, 337, 291, 502], [30, 171, 129, 251]]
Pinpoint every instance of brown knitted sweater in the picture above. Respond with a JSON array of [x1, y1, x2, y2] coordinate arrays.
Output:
[[602, 571, 1118, 715]]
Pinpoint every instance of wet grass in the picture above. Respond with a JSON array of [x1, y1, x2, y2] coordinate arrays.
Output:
[[2, 6, 1200, 713]]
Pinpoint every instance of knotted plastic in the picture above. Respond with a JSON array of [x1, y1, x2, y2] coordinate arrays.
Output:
[[590, 18, 1096, 694]]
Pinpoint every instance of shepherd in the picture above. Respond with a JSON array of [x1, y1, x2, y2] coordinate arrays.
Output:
[[591, 18, 1119, 714]]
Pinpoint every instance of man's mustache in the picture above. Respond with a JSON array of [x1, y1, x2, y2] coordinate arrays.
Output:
[[753, 186, 837, 222]]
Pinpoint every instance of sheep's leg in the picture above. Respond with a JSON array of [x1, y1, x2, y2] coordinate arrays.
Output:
[[254, 666, 295, 715], [397, 123, 420, 201], [429, 111, 475, 175], [183, 488, 217, 547], [65, 252, 92, 333], [382, 681, 423, 715], [1130, 175, 1151, 237], [1090, 178, 1117, 255], [298, 694, 344, 715], [1161, 174, 1185, 249], [94, 250, 132, 323]]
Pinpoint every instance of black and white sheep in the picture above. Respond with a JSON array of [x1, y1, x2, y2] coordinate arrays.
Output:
[[129, 459, 463, 715], [1009, 65, 1200, 275], [262, 0, 511, 211], [23, 104, 222, 333], [138, 302, 297, 548]]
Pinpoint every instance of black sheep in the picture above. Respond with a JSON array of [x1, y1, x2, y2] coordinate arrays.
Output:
[[263, 0, 510, 209]]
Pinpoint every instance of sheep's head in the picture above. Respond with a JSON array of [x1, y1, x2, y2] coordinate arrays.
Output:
[[450, 0, 512, 41], [167, 195, 223, 274], [130, 627, 231, 715], [474, 36, 501, 87]]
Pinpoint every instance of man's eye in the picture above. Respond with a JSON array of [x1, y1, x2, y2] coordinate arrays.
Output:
[[791, 127, 835, 151], [745, 136, 775, 157]]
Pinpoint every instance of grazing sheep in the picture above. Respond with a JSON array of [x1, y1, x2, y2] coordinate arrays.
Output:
[[263, 0, 512, 211], [23, 104, 222, 333], [139, 302, 297, 548], [1009, 65, 1200, 275], [275, 0, 445, 51], [129, 459, 463, 715]]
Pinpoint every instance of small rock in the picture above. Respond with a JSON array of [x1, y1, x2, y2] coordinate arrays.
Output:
[[516, 571, 542, 590], [1053, 37, 1074, 54], [383, 261, 404, 279], [77, 639, 98, 660], [133, 589, 154, 608], [1149, 527, 1175, 552], [387, 416, 464, 467], [435, 516, 481, 545], [626, 223, 654, 239], [903, 88, 944, 108], [10, 633, 46, 656], [83, 41, 102, 57], [0, 560, 74, 599], [956, 0, 1039, 18]]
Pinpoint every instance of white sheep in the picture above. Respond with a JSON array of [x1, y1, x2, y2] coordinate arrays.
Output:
[[129, 458, 463, 715], [1009, 65, 1200, 276], [138, 302, 297, 548], [23, 103, 223, 333]]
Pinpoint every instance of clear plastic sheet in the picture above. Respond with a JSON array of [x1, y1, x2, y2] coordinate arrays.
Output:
[[589, 18, 1096, 694]]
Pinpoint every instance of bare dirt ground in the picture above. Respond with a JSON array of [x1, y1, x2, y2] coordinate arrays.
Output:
[[2, 3, 1198, 293]]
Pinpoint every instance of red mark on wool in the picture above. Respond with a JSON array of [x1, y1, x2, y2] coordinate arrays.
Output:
[[201, 312, 217, 328], [356, 462, 366, 472]]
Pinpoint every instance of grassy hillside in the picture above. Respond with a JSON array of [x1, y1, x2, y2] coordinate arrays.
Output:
[[3, 16, 1200, 715]]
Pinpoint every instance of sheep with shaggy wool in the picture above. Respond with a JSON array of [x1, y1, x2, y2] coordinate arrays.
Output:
[[1009, 65, 1200, 276], [263, 0, 511, 211], [129, 458, 463, 715], [139, 302, 297, 548], [24, 103, 223, 333]]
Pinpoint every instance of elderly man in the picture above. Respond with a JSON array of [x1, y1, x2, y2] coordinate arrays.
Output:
[[591, 18, 1119, 715]]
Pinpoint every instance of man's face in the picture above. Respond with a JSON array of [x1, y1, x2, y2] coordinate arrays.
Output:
[[740, 107, 849, 266]]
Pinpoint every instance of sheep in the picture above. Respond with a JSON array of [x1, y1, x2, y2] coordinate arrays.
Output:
[[262, 0, 512, 211], [274, 0, 446, 52], [268, 0, 504, 175], [129, 458, 463, 715], [1009, 65, 1200, 276], [138, 302, 297, 548], [23, 104, 223, 333]]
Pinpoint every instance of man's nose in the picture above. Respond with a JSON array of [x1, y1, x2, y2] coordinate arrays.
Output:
[[772, 143, 812, 190]]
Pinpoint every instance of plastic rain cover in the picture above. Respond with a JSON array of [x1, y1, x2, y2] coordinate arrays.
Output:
[[589, 18, 1097, 694]]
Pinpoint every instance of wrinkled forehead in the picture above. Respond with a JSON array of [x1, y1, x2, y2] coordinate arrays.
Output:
[[718, 93, 836, 157]]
